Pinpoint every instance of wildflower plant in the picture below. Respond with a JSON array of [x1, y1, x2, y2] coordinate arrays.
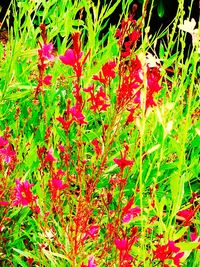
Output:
[[0, 0, 200, 266]]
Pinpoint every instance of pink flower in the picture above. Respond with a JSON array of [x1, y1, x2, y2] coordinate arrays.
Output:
[[83, 225, 100, 241], [177, 208, 197, 225], [43, 75, 52, 85], [123, 207, 141, 223], [88, 256, 97, 267], [0, 136, 8, 148], [115, 238, 129, 251], [38, 43, 54, 61], [48, 172, 68, 200], [0, 145, 16, 164], [12, 180, 37, 206], [69, 104, 87, 125], [60, 49, 83, 67], [81, 256, 97, 267]]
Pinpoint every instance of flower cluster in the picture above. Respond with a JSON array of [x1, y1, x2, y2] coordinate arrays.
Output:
[[153, 241, 184, 267]]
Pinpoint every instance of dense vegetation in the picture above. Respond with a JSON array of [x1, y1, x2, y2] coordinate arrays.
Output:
[[0, 0, 199, 266]]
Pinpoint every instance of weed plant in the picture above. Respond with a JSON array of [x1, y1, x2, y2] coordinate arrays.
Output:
[[0, 0, 199, 266]]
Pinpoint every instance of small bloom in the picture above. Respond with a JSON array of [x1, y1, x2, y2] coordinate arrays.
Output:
[[38, 43, 54, 61], [146, 53, 160, 68], [69, 104, 87, 125], [91, 139, 101, 157], [114, 157, 133, 172], [43, 75, 52, 85], [48, 176, 68, 200], [44, 148, 57, 165], [12, 179, 37, 206], [153, 241, 184, 267], [0, 201, 9, 206], [0, 136, 8, 148], [59, 49, 83, 67], [88, 256, 97, 267], [0, 145, 16, 164], [115, 238, 129, 251], [178, 18, 199, 51], [178, 18, 196, 35]]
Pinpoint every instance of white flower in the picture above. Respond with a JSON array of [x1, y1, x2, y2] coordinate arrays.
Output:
[[178, 18, 196, 34], [146, 53, 160, 68], [178, 18, 200, 52]]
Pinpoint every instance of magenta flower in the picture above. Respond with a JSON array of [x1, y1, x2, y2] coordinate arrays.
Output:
[[0, 145, 16, 164], [60, 48, 83, 67], [69, 104, 87, 125], [123, 206, 141, 223], [12, 179, 37, 206], [115, 238, 129, 251], [48, 175, 68, 201], [43, 75, 52, 85], [81, 255, 97, 267], [38, 43, 54, 61], [0, 136, 8, 148], [83, 225, 100, 241], [88, 256, 97, 267]]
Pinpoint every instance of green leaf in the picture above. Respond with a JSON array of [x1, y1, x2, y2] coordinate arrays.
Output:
[[163, 53, 178, 69], [101, 0, 121, 20], [13, 254, 29, 267], [157, 0, 165, 18], [173, 227, 188, 241], [159, 43, 165, 58], [13, 248, 36, 260], [177, 241, 200, 251]]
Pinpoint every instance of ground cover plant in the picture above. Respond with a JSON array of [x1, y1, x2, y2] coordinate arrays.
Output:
[[0, 0, 200, 266]]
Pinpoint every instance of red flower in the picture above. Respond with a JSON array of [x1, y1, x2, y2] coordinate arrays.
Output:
[[84, 85, 110, 112], [115, 238, 129, 251], [91, 139, 101, 157], [0, 201, 9, 206], [153, 241, 184, 267], [114, 157, 133, 172], [44, 148, 57, 165], [56, 116, 72, 132], [48, 177, 68, 200], [177, 207, 197, 225], [12, 179, 37, 206], [93, 61, 116, 85]]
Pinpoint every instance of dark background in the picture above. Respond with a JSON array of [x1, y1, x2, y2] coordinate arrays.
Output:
[[0, 0, 199, 53]]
